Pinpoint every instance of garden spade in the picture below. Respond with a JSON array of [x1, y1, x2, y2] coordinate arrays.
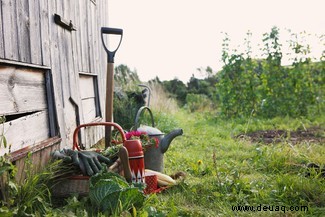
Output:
[[101, 27, 123, 147]]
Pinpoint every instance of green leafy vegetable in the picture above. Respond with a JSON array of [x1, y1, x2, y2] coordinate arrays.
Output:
[[89, 171, 145, 214]]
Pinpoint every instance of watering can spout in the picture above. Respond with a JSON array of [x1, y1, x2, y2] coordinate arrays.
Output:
[[160, 128, 183, 153]]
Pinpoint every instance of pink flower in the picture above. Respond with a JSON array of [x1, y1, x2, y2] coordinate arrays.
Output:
[[125, 130, 145, 140], [125, 130, 159, 150]]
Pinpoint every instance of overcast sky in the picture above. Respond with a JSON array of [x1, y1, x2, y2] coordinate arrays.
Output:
[[108, 0, 324, 83]]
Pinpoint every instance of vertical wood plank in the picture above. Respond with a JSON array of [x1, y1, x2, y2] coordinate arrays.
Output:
[[84, 0, 90, 72], [102, 0, 109, 115], [2, 0, 19, 61], [70, 0, 84, 128], [98, 0, 107, 116], [14, 158, 24, 184], [39, 148, 49, 171], [64, 0, 78, 103], [84, 125, 103, 149], [28, 0, 42, 65], [40, 145, 52, 169], [0, 1, 4, 58], [16, 0, 31, 63], [56, 0, 72, 146], [75, 1, 86, 127], [55, 0, 68, 110], [97, 0, 106, 113], [88, 1, 95, 73], [93, 3, 100, 75], [49, 0, 67, 147], [31, 151, 41, 174], [74, 0, 82, 72], [96, 1, 107, 115], [39, 0, 51, 66], [50, 143, 60, 154], [57, 0, 67, 108], [61, 0, 77, 146], [77, 0, 84, 71], [79, 0, 89, 72]]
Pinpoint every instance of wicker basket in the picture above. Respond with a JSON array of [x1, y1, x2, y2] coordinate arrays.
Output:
[[52, 157, 125, 197], [52, 175, 90, 197], [52, 122, 131, 197]]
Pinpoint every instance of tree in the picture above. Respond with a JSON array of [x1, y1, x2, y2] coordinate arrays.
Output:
[[162, 79, 187, 105]]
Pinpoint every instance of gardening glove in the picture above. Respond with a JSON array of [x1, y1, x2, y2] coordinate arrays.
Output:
[[51, 149, 73, 163], [75, 150, 112, 176], [52, 149, 117, 176], [79, 151, 112, 176]]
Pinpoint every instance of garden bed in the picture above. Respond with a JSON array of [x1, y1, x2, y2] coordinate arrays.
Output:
[[236, 126, 325, 144]]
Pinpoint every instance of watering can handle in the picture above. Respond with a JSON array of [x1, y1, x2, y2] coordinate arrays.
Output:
[[134, 106, 155, 130], [72, 122, 126, 151]]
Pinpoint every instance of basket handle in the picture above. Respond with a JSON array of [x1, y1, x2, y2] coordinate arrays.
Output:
[[72, 122, 126, 151], [134, 106, 155, 130]]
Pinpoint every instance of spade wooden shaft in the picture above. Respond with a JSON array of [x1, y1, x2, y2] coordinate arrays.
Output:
[[105, 62, 114, 147]]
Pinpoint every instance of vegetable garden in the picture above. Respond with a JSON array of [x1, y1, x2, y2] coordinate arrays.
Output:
[[0, 27, 324, 216]]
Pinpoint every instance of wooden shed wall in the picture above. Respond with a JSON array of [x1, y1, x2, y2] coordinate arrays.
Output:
[[0, 0, 110, 162]]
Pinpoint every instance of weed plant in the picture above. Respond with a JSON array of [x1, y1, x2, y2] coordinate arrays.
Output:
[[148, 82, 179, 114], [0, 155, 75, 216]]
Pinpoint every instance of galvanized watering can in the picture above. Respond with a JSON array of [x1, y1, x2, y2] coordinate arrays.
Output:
[[135, 106, 183, 172]]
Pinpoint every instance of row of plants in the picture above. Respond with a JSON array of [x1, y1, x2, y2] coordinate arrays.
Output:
[[157, 27, 324, 118], [217, 27, 324, 118], [113, 27, 325, 122]]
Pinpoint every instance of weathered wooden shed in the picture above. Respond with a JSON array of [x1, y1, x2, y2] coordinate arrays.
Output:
[[0, 0, 112, 177]]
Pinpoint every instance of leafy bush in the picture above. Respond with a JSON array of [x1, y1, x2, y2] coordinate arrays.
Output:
[[185, 93, 212, 112], [152, 111, 180, 133], [216, 27, 324, 118], [113, 64, 146, 130], [114, 64, 141, 91], [162, 78, 188, 106], [113, 90, 145, 131]]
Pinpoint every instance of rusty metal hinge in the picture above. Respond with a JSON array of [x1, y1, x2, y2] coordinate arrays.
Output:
[[54, 13, 76, 31]]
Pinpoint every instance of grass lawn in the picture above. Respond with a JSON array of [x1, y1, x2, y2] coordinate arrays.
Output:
[[150, 110, 325, 216]]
